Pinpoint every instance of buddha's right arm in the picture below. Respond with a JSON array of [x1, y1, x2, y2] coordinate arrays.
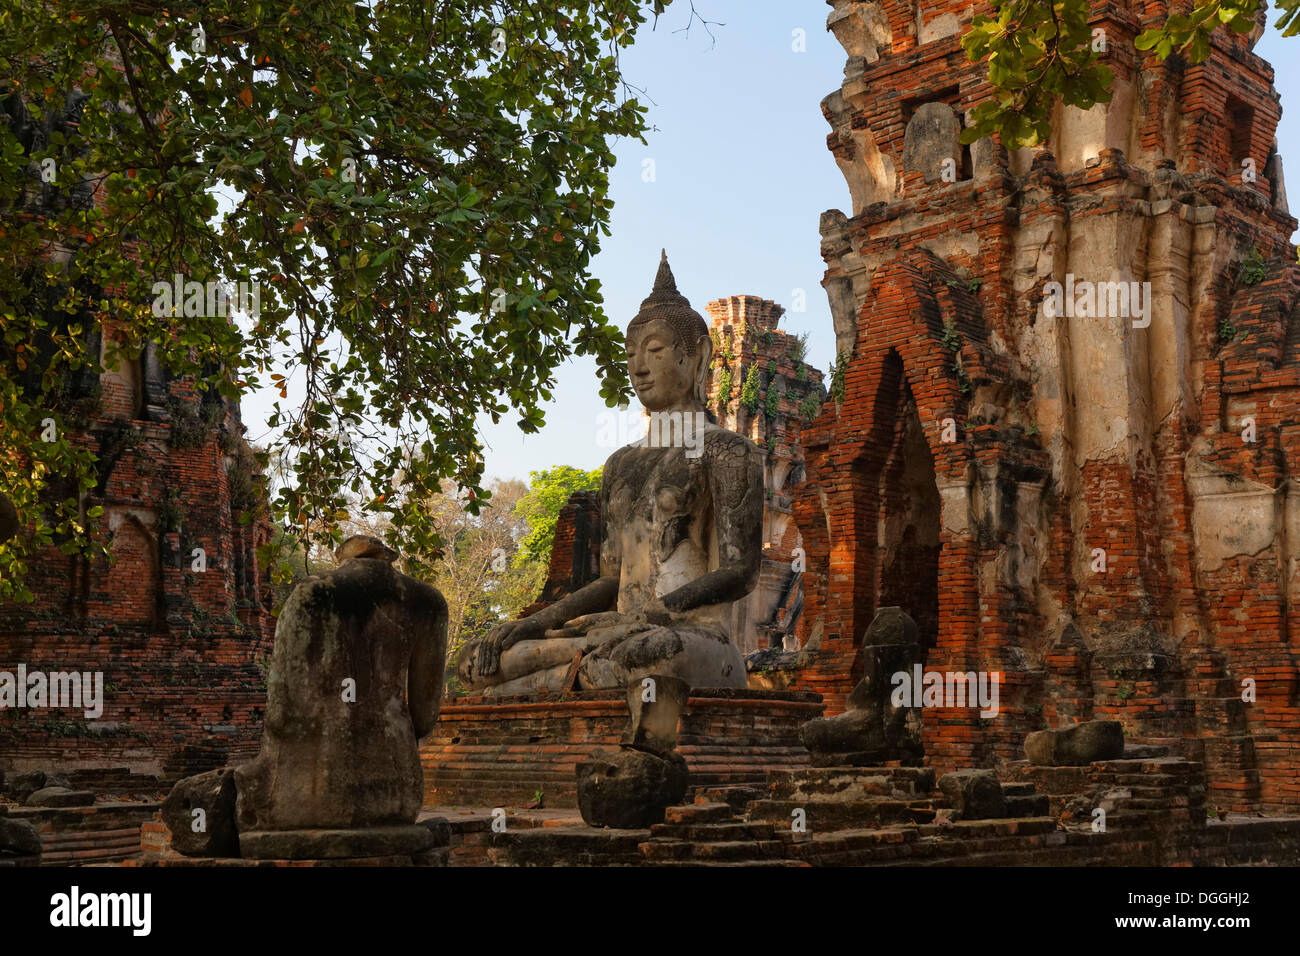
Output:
[[516, 575, 620, 639]]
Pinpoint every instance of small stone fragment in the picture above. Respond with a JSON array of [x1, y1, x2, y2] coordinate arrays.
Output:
[[937, 770, 1006, 821], [25, 787, 95, 808], [576, 748, 689, 829], [162, 768, 239, 857], [1025, 720, 1125, 766], [0, 817, 41, 858]]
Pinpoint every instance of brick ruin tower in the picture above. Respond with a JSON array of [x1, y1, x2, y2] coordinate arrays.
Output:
[[0, 97, 276, 785], [704, 295, 826, 658], [791, 0, 1300, 812], [0, 343, 277, 782]]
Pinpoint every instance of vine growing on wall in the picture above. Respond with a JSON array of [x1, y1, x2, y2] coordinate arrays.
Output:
[[1240, 246, 1267, 286], [828, 351, 849, 405], [942, 321, 972, 395], [740, 365, 761, 413], [716, 365, 732, 407], [788, 332, 808, 364]]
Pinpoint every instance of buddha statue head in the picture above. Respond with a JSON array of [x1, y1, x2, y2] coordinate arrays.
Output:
[[626, 250, 713, 413]]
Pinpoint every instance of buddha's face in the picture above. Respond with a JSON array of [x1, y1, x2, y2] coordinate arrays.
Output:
[[626, 320, 708, 412]]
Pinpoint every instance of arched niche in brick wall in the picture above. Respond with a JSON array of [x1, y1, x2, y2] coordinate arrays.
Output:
[[771, 459, 793, 493], [768, 511, 794, 554], [874, 351, 941, 649], [792, 254, 984, 706], [98, 329, 144, 421], [92, 509, 162, 627]]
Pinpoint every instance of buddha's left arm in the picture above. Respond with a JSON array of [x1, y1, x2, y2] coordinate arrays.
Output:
[[660, 437, 764, 613]]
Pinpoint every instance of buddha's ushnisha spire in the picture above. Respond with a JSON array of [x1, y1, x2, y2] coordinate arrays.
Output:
[[653, 248, 677, 294], [629, 248, 709, 355]]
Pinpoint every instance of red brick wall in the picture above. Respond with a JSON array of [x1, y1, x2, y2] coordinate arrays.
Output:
[[521, 491, 601, 617], [0, 384, 275, 778]]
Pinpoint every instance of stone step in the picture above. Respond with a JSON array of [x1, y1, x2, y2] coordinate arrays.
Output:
[[1004, 793, 1050, 817], [639, 840, 694, 862], [663, 802, 733, 825], [748, 798, 935, 831], [649, 821, 776, 842], [640, 834, 787, 863], [781, 827, 919, 855], [914, 817, 1057, 839], [692, 840, 786, 862], [765, 766, 936, 801], [693, 785, 766, 811], [651, 858, 810, 867], [1122, 744, 1171, 759], [1000, 782, 1038, 797], [490, 827, 649, 866]]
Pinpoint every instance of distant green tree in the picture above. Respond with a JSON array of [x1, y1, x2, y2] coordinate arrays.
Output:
[[514, 464, 602, 564]]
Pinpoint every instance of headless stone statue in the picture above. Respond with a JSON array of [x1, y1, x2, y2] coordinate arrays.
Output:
[[799, 607, 924, 766], [231, 535, 448, 858], [576, 674, 691, 828], [457, 251, 764, 697]]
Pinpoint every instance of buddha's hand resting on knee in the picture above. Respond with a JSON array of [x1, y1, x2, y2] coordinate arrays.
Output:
[[544, 611, 625, 639], [470, 617, 545, 678]]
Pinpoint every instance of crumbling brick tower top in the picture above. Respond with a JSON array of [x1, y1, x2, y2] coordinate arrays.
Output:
[[705, 295, 826, 654], [794, 0, 1300, 811]]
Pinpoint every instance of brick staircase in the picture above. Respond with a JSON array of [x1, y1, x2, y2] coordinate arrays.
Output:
[[638, 767, 1055, 866], [1001, 781, 1051, 817], [637, 803, 805, 866], [482, 753, 1300, 865]]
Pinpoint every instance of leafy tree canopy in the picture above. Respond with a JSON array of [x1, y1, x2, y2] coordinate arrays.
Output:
[[0, 0, 670, 599], [513, 463, 601, 564]]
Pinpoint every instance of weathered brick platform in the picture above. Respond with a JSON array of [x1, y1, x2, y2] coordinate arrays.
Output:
[[136, 805, 582, 868], [421, 688, 824, 808], [7, 800, 160, 866], [485, 758, 1300, 867]]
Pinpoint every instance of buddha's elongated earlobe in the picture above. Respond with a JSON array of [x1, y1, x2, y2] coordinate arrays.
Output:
[[693, 334, 714, 406]]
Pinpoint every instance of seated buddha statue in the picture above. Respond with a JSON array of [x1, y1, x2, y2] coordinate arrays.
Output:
[[456, 251, 764, 697]]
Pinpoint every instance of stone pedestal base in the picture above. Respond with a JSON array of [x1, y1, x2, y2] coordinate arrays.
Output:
[[423, 688, 823, 807], [576, 748, 688, 828], [239, 824, 434, 860]]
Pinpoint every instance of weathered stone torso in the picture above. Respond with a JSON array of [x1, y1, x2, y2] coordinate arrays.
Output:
[[234, 557, 446, 832], [605, 424, 762, 635]]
